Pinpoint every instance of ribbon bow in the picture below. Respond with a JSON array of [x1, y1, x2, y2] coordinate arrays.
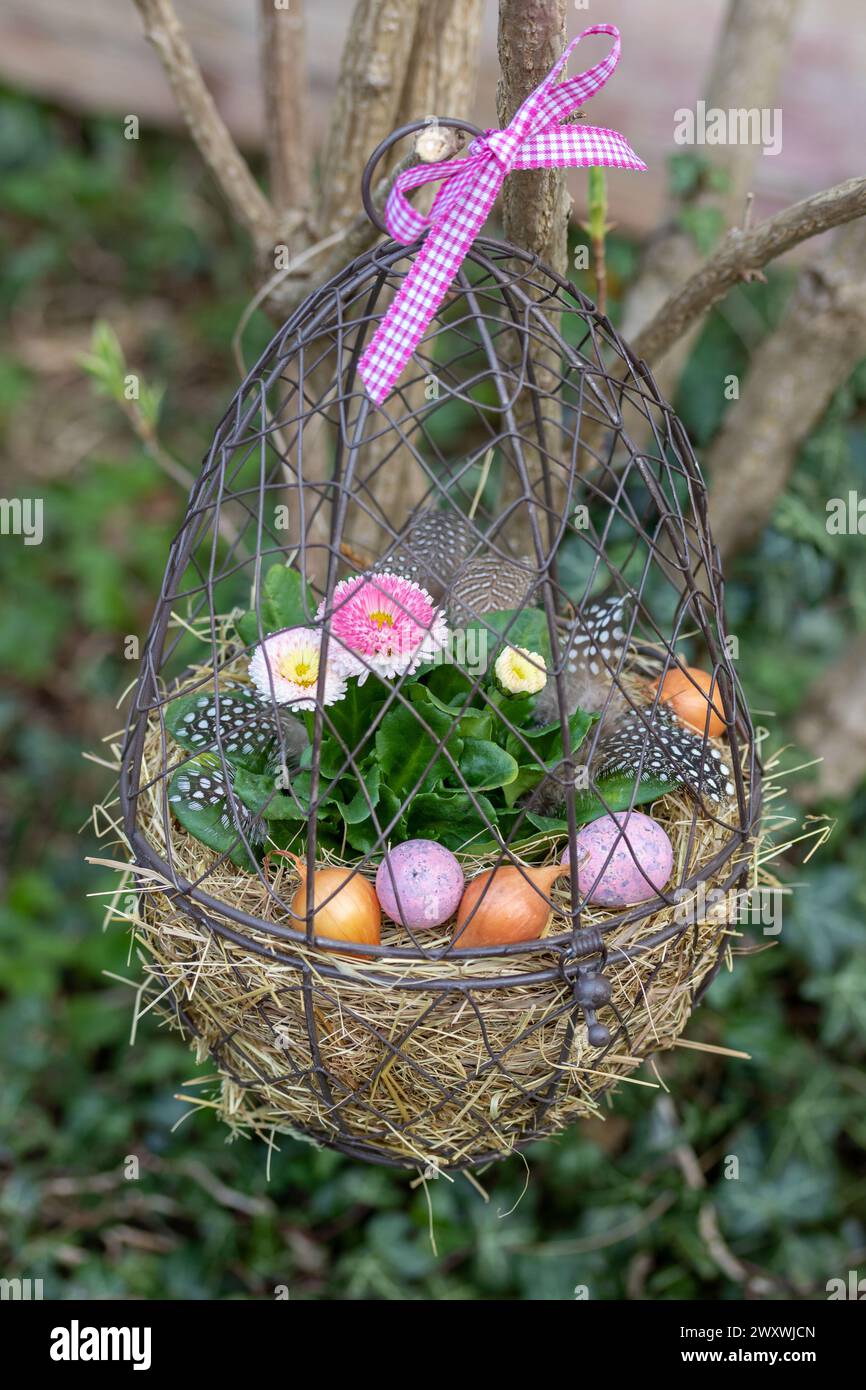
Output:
[[357, 24, 645, 406]]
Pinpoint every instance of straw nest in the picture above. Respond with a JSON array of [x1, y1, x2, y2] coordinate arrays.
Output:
[[104, 634, 762, 1174]]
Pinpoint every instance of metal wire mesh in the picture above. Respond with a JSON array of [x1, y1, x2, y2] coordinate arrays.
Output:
[[118, 210, 761, 1168]]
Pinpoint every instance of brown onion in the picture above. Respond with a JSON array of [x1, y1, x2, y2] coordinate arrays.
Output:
[[280, 852, 381, 954], [452, 863, 569, 949]]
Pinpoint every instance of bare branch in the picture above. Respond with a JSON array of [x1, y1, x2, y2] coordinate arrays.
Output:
[[495, 0, 569, 528], [701, 0, 802, 216], [706, 217, 866, 558], [131, 0, 277, 255], [398, 0, 485, 136], [265, 126, 466, 320], [258, 0, 312, 218], [332, 0, 484, 561], [631, 177, 866, 366]]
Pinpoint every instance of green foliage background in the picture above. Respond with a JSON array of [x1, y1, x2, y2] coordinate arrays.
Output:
[[1, 94, 864, 1301]]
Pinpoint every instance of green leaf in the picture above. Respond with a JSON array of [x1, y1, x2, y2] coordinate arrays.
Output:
[[424, 664, 475, 706], [492, 693, 537, 729], [264, 564, 316, 627], [467, 605, 553, 670], [505, 706, 596, 766], [79, 320, 127, 400], [454, 738, 519, 792], [338, 764, 381, 825], [571, 770, 680, 825], [456, 709, 493, 739], [232, 765, 310, 821], [375, 700, 462, 797], [235, 564, 317, 646], [406, 790, 498, 851], [503, 763, 552, 809], [677, 205, 725, 256], [168, 752, 260, 870], [409, 682, 491, 739], [324, 677, 388, 758], [344, 784, 404, 854], [524, 812, 570, 835], [666, 151, 705, 198]]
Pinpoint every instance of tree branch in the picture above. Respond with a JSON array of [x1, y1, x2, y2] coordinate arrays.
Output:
[[258, 0, 312, 219], [315, 0, 424, 236], [495, 0, 569, 530], [497, 0, 570, 276], [131, 0, 278, 256], [620, 0, 802, 397], [631, 177, 866, 366], [331, 0, 484, 561], [707, 217, 866, 558], [259, 125, 467, 323]]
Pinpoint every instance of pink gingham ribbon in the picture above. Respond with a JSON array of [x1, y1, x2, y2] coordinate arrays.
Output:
[[357, 24, 645, 405]]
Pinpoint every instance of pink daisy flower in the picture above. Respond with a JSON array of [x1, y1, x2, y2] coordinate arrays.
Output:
[[249, 627, 347, 710], [317, 572, 450, 682]]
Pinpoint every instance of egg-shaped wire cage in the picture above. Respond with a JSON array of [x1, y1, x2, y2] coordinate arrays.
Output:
[[117, 119, 762, 1172]]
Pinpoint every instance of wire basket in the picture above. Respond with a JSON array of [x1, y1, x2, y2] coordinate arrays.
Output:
[[115, 122, 762, 1172]]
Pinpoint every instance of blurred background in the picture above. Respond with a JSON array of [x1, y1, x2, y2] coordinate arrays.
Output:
[[1, 0, 865, 1300]]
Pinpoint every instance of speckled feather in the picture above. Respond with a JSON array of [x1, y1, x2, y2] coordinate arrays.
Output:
[[168, 690, 307, 846], [173, 689, 308, 765], [383, 506, 535, 621], [168, 758, 268, 846], [535, 597, 733, 809]]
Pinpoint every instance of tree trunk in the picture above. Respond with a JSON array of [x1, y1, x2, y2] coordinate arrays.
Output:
[[794, 633, 866, 802], [707, 217, 866, 559], [495, 0, 569, 537], [620, 0, 801, 402], [258, 0, 311, 222], [497, 0, 570, 277], [311, 0, 485, 565]]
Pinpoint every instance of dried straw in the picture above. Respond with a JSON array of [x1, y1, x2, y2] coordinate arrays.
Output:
[[94, 632, 767, 1173]]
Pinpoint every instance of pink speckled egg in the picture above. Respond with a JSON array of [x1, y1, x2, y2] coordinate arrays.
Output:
[[562, 812, 673, 907], [375, 839, 465, 930]]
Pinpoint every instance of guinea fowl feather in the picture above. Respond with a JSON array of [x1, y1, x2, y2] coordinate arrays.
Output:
[[380, 507, 733, 809]]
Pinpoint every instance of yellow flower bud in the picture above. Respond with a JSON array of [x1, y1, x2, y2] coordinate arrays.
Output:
[[494, 644, 547, 695]]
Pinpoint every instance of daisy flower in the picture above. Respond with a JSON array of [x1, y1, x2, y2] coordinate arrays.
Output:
[[494, 644, 547, 695], [317, 572, 449, 682], [249, 627, 347, 710]]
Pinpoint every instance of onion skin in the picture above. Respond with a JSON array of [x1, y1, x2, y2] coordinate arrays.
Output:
[[284, 854, 381, 954], [656, 665, 724, 738], [452, 864, 567, 949]]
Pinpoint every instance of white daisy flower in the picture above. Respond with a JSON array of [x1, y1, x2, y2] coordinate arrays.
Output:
[[494, 644, 547, 695], [249, 627, 347, 710]]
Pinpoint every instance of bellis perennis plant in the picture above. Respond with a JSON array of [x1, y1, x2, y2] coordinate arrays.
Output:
[[164, 561, 602, 867], [317, 571, 450, 682]]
